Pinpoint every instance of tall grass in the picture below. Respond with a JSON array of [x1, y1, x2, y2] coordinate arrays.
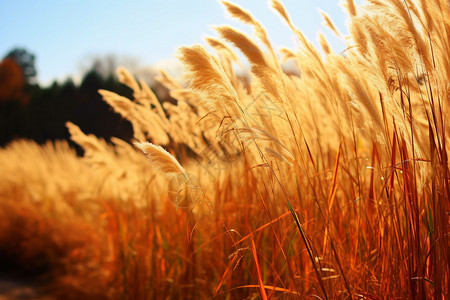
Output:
[[0, 0, 449, 298]]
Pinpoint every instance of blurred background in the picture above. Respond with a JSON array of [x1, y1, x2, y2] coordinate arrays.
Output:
[[0, 0, 349, 148]]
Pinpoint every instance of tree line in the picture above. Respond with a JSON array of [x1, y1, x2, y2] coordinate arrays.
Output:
[[0, 48, 162, 150]]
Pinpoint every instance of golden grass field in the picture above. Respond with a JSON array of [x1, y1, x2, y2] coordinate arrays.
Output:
[[1, 0, 449, 298]]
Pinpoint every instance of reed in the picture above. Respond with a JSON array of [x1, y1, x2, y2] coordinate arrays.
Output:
[[0, 0, 449, 298]]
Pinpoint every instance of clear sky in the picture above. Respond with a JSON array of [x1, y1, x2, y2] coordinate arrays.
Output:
[[0, 0, 351, 85]]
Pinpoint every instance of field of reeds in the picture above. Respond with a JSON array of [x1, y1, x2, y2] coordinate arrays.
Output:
[[1, 0, 449, 298]]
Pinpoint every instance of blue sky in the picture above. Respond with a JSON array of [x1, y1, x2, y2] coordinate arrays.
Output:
[[0, 0, 351, 85]]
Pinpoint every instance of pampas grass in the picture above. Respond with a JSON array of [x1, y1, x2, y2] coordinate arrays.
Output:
[[0, 0, 449, 298], [134, 142, 187, 179]]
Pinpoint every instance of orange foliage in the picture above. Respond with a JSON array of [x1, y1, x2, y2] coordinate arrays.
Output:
[[0, 57, 25, 102]]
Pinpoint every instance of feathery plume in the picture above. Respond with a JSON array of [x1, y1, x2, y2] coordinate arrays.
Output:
[[134, 142, 188, 179], [221, 0, 277, 60], [117, 67, 140, 93], [342, 0, 357, 16], [318, 33, 331, 55], [178, 44, 241, 116], [205, 36, 240, 63], [319, 10, 341, 37]]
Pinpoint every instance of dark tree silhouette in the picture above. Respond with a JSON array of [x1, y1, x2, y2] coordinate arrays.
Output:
[[0, 51, 174, 149], [5, 48, 37, 83]]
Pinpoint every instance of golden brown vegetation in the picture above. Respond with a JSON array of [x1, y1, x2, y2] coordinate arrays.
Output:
[[1, 0, 449, 298]]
